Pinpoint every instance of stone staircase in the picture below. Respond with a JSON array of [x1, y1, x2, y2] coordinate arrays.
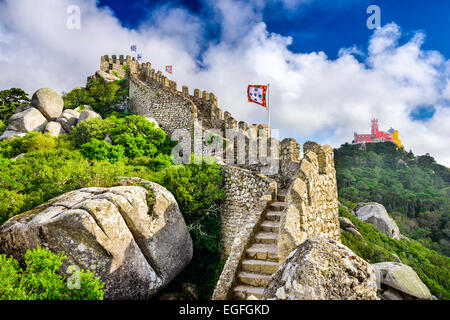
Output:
[[232, 189, 287, 299]]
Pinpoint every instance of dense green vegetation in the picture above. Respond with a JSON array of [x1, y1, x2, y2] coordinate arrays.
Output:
[[339, 199, 450, 299], [0, 128, 224, 299], [0, 80, 224, 299], [147, 159, 225, 300], [335, 142, 450, 256], [62, 77, 129, 117], [0, 246, 103, 300]]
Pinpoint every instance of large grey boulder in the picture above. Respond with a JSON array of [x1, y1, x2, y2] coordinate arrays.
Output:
[[0, 179, 193, 300], [44, 121, 66, 137], [30, 88, 64, 121], [372, 262, 432, 300], [262, 237, 378, 300], [57, 109, 80, 132], [78, 110, 101, 123], [0, 130, 26, 141], [339, 217, 363, 238], [96, 69, 120, 82], [353, 203, 401, 239], [6, 107, 47, 133]]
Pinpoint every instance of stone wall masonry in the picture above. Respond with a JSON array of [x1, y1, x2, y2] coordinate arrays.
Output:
[[220, 165, 277, 257], [212, 194, 272, 300], [277, 142, 341, 262], [128, 74, 196, 138], [100, 55, 138, 78]]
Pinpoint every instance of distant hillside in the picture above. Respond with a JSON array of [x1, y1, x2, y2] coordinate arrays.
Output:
[[339, 199, 450, 300], [334, 142, 450, 256]]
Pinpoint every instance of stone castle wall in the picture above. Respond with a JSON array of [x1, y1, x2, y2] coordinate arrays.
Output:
[[221, 165, 277, 256], [128, 74, 196, 138], [278, 142, 341, 262]]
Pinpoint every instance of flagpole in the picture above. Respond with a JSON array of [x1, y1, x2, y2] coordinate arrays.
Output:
[[267, 83, 271, 138]]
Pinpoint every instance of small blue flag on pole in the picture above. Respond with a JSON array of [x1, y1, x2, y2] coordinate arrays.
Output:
[[137, 54, 142, 61], [131, 45, 137, 52]]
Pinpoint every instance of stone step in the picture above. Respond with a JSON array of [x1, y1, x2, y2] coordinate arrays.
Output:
[[270, 201, 286, 211], [277, 190, 288, 202], [246, 243, 278, 261], [241, 259, 279, 275], [260, 220, 280, 233], [238, 271, 271, 287], [265, 211, 282, 221], [255, 231, 278, 244], [233, 285, 264, 300]]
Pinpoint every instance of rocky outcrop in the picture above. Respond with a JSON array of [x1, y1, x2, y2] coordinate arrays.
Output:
[[0, 130, 26, 141], [339, 217, 363, 238], [78, 110, 101, 123], [44, 121, 66, 137], [0, 179, 193, 299], [5, 107, 47, 133], [372, 262, 432, 300], [57, 109, 80, 132], [353, 202, 401, 239], [0, 89, 103, 141], [31, 88, 64, 121], [96, 69, 121, 82], [262, 237, 378, 300]]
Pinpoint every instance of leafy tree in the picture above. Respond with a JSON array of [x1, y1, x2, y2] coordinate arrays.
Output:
[[0, 88, 31, 122], [0, 246, 103, 300]]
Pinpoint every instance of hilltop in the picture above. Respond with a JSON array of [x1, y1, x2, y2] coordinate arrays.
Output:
[[334, 142, 450, 256]]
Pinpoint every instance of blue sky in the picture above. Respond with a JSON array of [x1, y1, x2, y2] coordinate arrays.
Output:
[[0, 0, 449, 165], [98, 0, 450, 61]]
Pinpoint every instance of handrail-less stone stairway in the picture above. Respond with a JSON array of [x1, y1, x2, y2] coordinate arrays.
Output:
[[232, 190, 287, 299]]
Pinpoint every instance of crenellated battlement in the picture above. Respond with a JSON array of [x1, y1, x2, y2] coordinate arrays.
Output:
[[101, 55, 322, 186], [100, 54, 139, 78]]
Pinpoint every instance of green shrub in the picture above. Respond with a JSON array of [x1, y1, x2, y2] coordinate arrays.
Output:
[[0, 120, 6, 134], [70, 115, 176, 162], [0, 246, 103, 300], [68, 117, 111, 146], [62, 78, 128, 117], [0, 132, 57, 158], [80, 139, 125, 163], [22, 132, 57, 152], [0, 149, 127, 224]]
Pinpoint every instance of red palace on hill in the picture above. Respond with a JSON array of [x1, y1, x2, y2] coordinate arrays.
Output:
[[352, 119, 403, 148]]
